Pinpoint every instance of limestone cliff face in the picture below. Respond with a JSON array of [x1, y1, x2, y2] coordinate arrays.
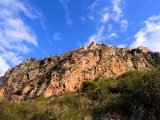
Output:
[[0, 42, 160, 101]]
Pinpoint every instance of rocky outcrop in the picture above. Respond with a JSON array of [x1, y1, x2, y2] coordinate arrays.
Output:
[[0, 42, 160, 101]]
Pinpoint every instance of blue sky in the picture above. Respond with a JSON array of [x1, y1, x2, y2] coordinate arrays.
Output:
[[0, 0, 160, 75]]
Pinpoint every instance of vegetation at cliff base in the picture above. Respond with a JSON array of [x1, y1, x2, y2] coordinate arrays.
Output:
[[0, 69, 160, 120]]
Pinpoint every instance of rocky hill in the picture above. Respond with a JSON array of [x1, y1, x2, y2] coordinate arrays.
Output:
[[0, 42, 160, 101]]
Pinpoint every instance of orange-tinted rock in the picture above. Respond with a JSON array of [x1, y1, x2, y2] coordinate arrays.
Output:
[[0, 43, 159, 101]]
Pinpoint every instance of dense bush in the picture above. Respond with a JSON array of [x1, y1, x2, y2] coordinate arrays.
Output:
[[115, 70, 160, 119], [0, 93, 92, 120], [117, 70, 145, 94], [129, 70, 160, 119], [81, 80, 98, 93], [0, 70, 160, 120]]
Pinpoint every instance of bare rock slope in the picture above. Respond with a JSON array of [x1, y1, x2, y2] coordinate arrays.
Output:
[[0, 42, 160, 101]]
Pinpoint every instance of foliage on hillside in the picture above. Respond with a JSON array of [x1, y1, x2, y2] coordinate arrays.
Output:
[[0, 69, 160, 120]]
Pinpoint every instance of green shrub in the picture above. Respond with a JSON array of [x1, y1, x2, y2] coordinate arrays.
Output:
[[81, 80, 98, 93], [115, 70, 160, 119], [117, 70, 145, 94], [130, 70, 160, 119], [129, 48, 142, 55], [136, 48, 142, 53], [0, 100, 22, 120], [30, 58, 36, 61]]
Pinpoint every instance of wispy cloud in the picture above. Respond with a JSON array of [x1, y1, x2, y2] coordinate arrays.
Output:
[[111, 0, 128, 32], [88, 26, 105, 44], [87, 25, 118, 45], [81, 17, 86, 22], [117, 44, 127, 48], [59, 0, 73, 25], [112, 0, 123, 21], [109, 33, 118, 39], [88, 15, 95, 21], [0, 57, 10, 76], [52, 33, 62, 41], [0, 0, 42, 76], [86, 0, 128, 44], [131, 15, 160, 51], [101, 12, 110, 24]]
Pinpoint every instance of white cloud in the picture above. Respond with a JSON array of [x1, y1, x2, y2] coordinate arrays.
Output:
[[117, 44, 126, 48], [112, 0, 122, 21], [0, 0, 41, 75], [0, 0, 40, 20], [4, 18, 38, 46], [120, 19, 128, 32], [81, 17, 86, 22], [88, 0, 100, 12], [0, 57, 10, 76], [88, 26, 105, 44], [111, 0, 128, 31], [101, 12, 110, 23], [131, 15, 160, 52], [53, 33, 62, 41], [87, 0, 128, 44], [109, 33, 118, 39], [88, 15, 95, 21], [88, 28, 118, 44], [2, 52, 22, 65], [59, 0, 73, 25]]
